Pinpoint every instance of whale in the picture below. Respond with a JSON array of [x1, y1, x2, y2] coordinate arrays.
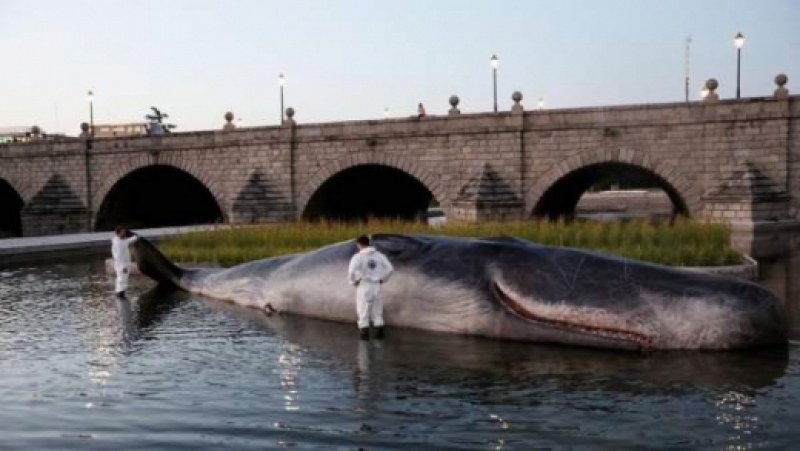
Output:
[[131, 233, 788, 351]]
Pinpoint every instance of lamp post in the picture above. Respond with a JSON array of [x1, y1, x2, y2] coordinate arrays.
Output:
[[734, 32, 745, 99], [490, 54, 499, 113], [278, 73, 286, 123], [87, 90, 94, 137]]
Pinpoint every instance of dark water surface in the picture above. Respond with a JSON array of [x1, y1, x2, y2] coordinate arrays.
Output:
[[2, 251, 800, 450]]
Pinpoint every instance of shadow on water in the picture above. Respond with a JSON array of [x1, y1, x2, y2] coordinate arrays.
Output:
[[168, 293, 791, 393]]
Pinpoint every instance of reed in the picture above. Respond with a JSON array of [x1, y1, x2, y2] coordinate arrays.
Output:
[[158, 218, 743, 267]]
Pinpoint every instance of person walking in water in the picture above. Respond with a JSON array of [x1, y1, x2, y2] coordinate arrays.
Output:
[[348, 235, 393, 340], [111, 226, 138, 299]]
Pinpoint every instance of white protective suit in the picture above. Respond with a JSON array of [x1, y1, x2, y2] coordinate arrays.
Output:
[[111, 234, 138, 293], [348, 246, 394, 329]]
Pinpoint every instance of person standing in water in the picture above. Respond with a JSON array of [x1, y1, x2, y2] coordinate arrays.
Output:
[[348, 235, 394, 340], [111, 226, 138, 299]]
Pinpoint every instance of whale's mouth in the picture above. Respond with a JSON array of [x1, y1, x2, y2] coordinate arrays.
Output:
[[491, 282, 654, 348]]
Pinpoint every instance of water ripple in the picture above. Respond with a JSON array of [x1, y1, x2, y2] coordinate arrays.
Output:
[[0, 260, 799, 449]]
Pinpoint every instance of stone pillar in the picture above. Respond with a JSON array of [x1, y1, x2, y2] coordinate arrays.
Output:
[[79, 122, 91, 138], [21, 175, 90, 236], [703, 161, 790, 223], [450, 164, 523, 221], [223, 111, 236, 130], [702, 78, 719, 103], [511, 91, 524, 114], [283, 107, 296, 127], [448, 95, 460, 116], [774, 74, 789, 99]]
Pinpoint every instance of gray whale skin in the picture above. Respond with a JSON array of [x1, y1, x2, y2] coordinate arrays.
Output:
[[132, 234, 787, 351]]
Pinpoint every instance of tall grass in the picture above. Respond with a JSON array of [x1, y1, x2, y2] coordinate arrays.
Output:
[[158, 218, 742, 267]]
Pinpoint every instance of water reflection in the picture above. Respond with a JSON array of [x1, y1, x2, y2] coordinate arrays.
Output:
[[200, 297, 789, 392], [715, 389, 760, 450], [1, 260, 798, 450], [279, 344, 302, 412], [114, 286, 186, 350], [193, 298, 790, 449]]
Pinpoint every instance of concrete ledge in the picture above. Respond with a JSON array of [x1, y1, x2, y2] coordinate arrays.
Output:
[[0, 225, 217, 265], [679, 255, 759, 280]]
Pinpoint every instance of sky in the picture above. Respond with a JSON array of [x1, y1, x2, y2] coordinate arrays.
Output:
[[1, 0, 798, 134]]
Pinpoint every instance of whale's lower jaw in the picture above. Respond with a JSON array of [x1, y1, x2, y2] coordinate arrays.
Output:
[[489, 278, 789, 351], [491, 282, 651, 349]]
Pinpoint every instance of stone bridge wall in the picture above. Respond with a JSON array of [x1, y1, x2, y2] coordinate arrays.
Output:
[[1, 90, 798, 236]]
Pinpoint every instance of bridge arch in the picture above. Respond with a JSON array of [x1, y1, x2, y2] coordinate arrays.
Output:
[[0, 166, 34, 204], [298, 153, 445, 220], [94, 163, 224, 231], [0, 177, 23, 237], [527, 148, 699, 218], [92, 153, 226, 217]]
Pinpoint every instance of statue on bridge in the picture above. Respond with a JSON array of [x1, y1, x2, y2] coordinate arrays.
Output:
[[145, 107, 176, 135]]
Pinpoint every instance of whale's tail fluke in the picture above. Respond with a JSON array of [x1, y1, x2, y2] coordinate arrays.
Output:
[[131, 236, 185, 289]]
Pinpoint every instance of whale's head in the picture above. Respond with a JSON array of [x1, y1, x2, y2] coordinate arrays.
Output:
[[372, 234, 788, 351]]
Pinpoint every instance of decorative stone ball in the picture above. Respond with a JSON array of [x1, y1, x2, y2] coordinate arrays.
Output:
[[512, 91, 523, 103], [31, 125, 41, 135], [80, 122, 90, 132], [449, 95, 459, 107], [224, 111, 234, 122], [705, 78, 719, 91], [775, 73, 788, 87], [286, 107, 295, 118]]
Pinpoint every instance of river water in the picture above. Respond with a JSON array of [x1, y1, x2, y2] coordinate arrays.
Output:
[[2, 247, 800, 450]]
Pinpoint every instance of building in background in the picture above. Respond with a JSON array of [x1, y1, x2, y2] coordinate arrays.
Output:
[[91, 123, 148, 138], [0, 126, 40, 144], [0, 126, 68, 143]]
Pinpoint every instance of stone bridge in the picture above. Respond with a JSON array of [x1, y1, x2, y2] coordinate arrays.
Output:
[[1, 78, 798, 244]]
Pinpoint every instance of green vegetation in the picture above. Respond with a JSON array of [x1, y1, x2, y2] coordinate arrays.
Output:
[[158, 219, 743, 267]]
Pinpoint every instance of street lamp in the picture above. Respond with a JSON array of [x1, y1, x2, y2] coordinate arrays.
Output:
[[490, 54, 499, 113], [278, 73, 286, 123], [734, 32, 745, 99], [538, 97, 545, 110], [87, 90, 94, 136]]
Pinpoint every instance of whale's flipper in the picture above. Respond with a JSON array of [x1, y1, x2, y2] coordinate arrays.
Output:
[[131, 236, 185, 289]]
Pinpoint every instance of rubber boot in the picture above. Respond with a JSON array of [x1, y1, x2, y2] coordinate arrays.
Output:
[[359, 328, 370, 340], [374, 327, 385, 339]]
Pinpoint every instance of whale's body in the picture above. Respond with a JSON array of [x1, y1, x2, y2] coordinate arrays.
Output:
[[132, 234, 787, 351]]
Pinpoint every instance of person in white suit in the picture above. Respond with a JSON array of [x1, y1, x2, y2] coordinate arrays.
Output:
[[111, 227, 138, 299], [348, 235, 394, 339]]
